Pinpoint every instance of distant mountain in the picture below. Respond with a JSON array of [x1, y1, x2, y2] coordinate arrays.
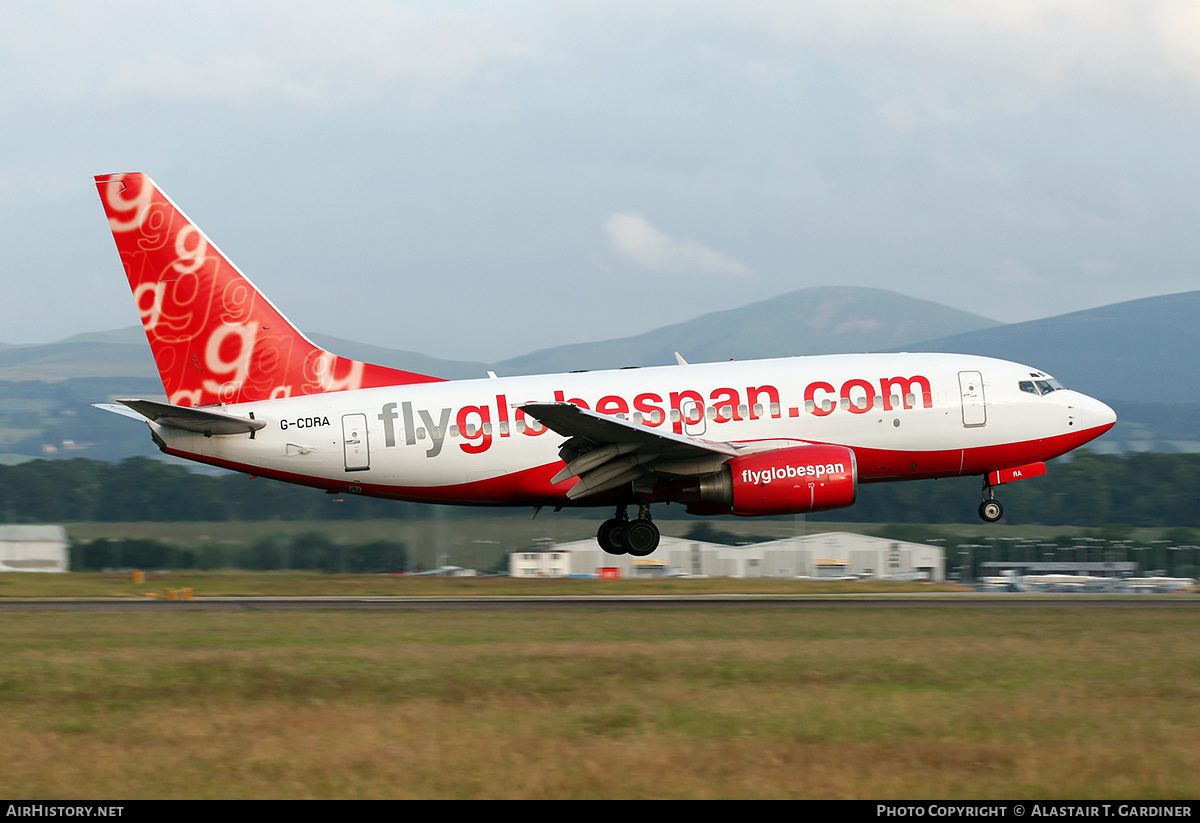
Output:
[[0, 288, 1194, 460], [907, 290, 1200, 404], [306, 334, 489, 381], [496, 286, 1000, 375], [0, 328, 157, 382], [4, 287, 1191, 399], [0, 328, 489, 383], [3, 289, 1192, 401]]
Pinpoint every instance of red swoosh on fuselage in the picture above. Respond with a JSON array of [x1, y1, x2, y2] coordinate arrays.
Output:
[[849, 423, 1115, 482], [163, 421, 1115, 506]]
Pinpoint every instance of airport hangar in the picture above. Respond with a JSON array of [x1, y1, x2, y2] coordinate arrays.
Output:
[[0, 525, 69, 572], [510, 532, 944, 580]]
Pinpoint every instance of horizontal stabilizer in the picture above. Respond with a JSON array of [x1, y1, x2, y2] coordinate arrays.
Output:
[[91, 402, 147, 422], [95, 399, 267, 436]]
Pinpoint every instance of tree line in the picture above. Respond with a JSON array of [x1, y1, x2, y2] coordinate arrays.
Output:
[[72, 532, 411, 574], [0, 451, 1197, 527], [808, 450, 1200, 527], [0, 457, 436, 523]]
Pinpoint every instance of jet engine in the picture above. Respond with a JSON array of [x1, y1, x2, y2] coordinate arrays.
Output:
[[677, 444, 858, 516]]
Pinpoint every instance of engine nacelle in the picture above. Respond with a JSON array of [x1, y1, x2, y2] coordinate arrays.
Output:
[[680, 444, 858, 516]]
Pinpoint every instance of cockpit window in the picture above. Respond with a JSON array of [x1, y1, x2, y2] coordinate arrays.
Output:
[[1020, 378, 1066, 395]]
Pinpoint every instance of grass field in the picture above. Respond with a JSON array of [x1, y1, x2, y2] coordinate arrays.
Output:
[[0, 571, 966, 598], [1, 601, 1198, 799]]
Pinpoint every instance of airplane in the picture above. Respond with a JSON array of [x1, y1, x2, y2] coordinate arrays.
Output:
[[1119, 576, 1198, 594], [92, 172, 1117, 557], [1011, 573, 1120, 593]]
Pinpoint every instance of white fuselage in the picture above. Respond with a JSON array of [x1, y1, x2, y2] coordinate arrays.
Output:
[[150, 352, 1116, 507]]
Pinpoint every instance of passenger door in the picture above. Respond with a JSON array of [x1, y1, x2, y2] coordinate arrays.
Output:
[[342, 413, 370, 471], [958, 371, 987, 427]]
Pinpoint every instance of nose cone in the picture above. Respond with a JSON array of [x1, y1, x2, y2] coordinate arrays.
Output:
[[1079, 393, 1117, 436]]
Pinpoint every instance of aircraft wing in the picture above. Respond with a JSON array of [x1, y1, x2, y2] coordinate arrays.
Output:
[[520, 402, 739, 499], [94, 399, 267, 436]]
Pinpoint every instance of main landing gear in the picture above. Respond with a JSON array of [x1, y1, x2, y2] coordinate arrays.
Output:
[[597, 503, 661, 557], [978, 478, 1004, 523]]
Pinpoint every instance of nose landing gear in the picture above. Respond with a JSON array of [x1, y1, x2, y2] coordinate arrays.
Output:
[[978, 478, 1004, 523], [597, 503, 661, 556]]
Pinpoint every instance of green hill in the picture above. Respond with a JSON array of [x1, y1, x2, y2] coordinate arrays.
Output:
[[495, 286, 1000, 375], [0, 287, 1194, 460]]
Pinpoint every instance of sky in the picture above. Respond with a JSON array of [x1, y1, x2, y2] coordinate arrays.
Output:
[[3, 1, 1199, 361]]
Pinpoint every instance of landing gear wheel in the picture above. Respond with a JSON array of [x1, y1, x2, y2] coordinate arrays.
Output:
[[597, 518, 627, 554], [979, 499, 1004, 523], [623, 520, 660, 557]]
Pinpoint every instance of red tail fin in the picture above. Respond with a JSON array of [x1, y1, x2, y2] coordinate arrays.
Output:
[[95, 173, 442, 406]]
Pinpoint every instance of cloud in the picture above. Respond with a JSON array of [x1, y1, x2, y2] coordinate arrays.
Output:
[[1153, 1, 1200, 85], [0, 4, 541, 111], [995, 257, 1037, 286], [605, 212, 754, 278]]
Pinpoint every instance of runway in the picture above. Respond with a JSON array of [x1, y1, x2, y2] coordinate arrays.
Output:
[[1, 595, 1197, 611]]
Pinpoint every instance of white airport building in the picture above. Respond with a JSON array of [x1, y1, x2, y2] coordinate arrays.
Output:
[[0, 525, 70, 572], [510, 532, 943, 580]]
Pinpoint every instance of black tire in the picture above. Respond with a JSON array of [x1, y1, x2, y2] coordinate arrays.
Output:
[[623, 521, 660, 557], [978, 500, 1003, 522], [597, 518, 627, 554]]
